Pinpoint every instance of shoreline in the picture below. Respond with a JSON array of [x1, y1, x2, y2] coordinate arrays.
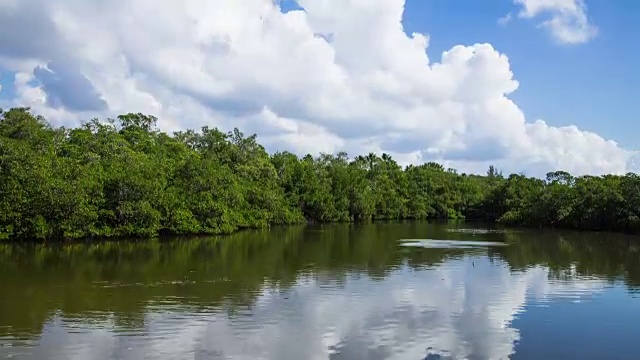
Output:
[[2, 218, 639, 245]]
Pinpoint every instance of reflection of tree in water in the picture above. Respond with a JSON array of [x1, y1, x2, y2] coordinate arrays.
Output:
[[488, 229, 640, 289], [1, 221, 639, 340]]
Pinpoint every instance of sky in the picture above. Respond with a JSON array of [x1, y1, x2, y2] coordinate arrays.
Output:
[[0, 0, 638, 176]]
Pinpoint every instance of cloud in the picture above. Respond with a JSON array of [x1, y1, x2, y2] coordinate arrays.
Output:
[[498, 12, 513, 26], [0, 257, 607, 359], [513, 0, 598, 44], [33, 61, 107, 111], [0, 0, 631, 176]]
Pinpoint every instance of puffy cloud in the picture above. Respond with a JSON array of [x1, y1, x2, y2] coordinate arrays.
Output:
[[0, 257, 607, 359], [0, 0, 632, 176], [512, 0, 598, 44]]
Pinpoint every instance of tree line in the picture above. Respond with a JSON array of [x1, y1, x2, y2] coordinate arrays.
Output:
[[1, 107, 639, 241]]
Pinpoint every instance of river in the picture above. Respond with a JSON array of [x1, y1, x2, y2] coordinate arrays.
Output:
[[1, 221, 639, 359]]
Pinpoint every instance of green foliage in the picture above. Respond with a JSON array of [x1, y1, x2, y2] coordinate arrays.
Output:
[[1, 107, 639, 241]]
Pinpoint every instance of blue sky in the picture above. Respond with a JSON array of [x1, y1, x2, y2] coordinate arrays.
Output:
[[0, 0, 637, 175], [403, 0, 640, 148], [0, 72, 15, 101]]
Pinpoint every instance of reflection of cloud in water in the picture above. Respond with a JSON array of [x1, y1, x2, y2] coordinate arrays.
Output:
[[399, 239, 508, 249], [1, 258, 607, 360], [446, 229, 512, 235]]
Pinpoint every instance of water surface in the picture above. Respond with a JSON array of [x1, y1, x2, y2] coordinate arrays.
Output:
[[1, 221, 639, 359]]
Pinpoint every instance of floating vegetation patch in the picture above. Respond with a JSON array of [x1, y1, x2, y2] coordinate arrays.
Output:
[[398, 239, 508, 249]]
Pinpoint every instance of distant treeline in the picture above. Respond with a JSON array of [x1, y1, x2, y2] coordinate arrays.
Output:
[[1, 107, 639, 241]]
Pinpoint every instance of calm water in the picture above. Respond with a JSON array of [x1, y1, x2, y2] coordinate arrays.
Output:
[[1, 222, 640, 360]]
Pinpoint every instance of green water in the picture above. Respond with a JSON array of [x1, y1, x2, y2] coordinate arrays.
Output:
[[1, 221, 640, 359]]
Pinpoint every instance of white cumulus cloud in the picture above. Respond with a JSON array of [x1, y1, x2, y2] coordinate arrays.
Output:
[[0, 0, 632, 176], [513, 0, 598, 44]]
